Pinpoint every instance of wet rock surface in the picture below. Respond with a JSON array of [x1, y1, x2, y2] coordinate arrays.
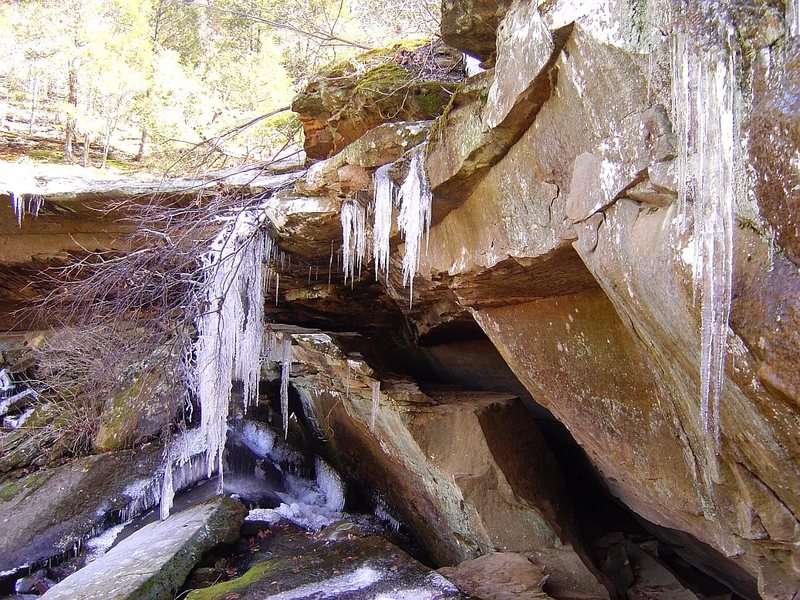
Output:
[[183, 520, 464, 600], [41, 497, 246, 600], [0, 443, 162, 577]]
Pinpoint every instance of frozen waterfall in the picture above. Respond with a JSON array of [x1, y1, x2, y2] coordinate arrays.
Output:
[[194, 206, 270, 487]]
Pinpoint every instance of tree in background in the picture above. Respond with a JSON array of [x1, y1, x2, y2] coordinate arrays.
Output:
[[0, 0, 440, 168]]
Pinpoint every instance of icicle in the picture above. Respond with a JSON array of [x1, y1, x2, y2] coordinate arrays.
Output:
[[280, 337, 292, 440], [9, 192, 42, 227], [671, 10, 742, 456], [372, 164, 394, 281], [370, 381, 380, 433], [275, 272, 280, 305], [316, 458, 346, 512], [194, 207, 269, 494], [788, 0, 800, 37], [340, 198, 367, 286], [397, 144, 433, 306], [159, 462, 174, 520], [328, 241, 334, 287]]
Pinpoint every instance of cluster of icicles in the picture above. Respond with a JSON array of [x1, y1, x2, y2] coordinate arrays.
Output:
[[9, 191, 43, 226], [341, 144, 433, 305], [160, 203, 294, 518], [159, 147, 432, 517]]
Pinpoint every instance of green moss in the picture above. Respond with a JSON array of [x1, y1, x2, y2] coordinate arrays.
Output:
[[0, 471, 52, 502], [417, 87, 451, 115], [323, 38, 430, 78], [186, 558, 288, 600], [426, 83, 465, 153], [356, 62, 414, 94]]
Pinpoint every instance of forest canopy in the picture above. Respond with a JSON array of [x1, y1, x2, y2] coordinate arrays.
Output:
[[0, 0, 440, 169]]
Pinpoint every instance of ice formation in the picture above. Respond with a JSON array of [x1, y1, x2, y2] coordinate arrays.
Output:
[[397, 144, 433, 305], [280, 337, 292, 439], [0, 368, 13, 391], [316, 457, 346, 512], [370, 381, 380, 433], [340, 198, 368, 286], [671, 14, 742, 452], [789, 0, 800, 37], [374, 497, 401, 533], [10, 192, 43, 226], [244, 456, 346, 532], [372, 164, 395, 281], [260, 566, 381, 600], [194, 206, 270, 487]]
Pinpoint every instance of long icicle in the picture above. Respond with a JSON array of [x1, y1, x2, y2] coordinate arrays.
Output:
[[397, 144, 432, 307], [280, 337, 292, 440], [671, 5, 741, 461], [372, 164, 394, 281]]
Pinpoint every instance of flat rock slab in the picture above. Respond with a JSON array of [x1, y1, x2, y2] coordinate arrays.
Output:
[[185, 527, 464, 600], [43, 497, 246, 600]]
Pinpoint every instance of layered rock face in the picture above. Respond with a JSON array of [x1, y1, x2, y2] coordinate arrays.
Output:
[[1, 0, 798, 598], [283, 1, 799, 597]]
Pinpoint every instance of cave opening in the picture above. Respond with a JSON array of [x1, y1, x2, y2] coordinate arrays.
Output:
[[404, 316, 745, 600]]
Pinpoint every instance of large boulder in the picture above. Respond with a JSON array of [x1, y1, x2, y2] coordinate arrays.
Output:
[[440, 0, 513, 63], [185, 530, 463, 600], [292, 41, 462, 159], [0, 444, 162, 575], [412, 1, 800, 597]]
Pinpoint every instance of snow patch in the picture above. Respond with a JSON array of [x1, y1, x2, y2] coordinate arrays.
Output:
[[265, 565, 382, 599]]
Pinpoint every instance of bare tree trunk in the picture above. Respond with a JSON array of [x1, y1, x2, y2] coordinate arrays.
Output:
[[64, 66, 78, 163], [82, 132, 90, 167], [134, 128, 148, 162], [101, 135, 110, 169], [28, 75, 38, 135]]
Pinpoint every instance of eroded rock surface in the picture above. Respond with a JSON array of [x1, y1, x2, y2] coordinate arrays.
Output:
[[0, 444, 162, 574], [279, 329, 607, 596]]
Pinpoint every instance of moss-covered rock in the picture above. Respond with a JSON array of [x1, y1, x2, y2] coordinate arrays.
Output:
[[292, 40, 464, 159], [93, 369, 171, 453], [186, 532, 463, 600]]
